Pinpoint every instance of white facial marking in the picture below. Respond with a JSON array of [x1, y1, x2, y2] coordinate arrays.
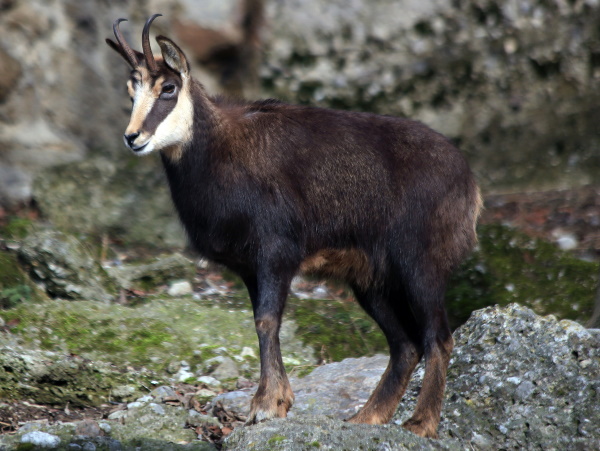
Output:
[[151, 80, 193, 155]]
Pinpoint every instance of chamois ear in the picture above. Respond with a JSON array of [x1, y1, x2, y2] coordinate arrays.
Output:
[[106, 38, 144, 68], [156, 36, 190, 77]]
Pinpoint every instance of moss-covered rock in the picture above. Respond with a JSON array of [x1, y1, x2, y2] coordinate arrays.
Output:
[[106, 253, 196, 292], [33, 156, 185, 249], [0, 297, 315, 377], [0, 414, 216, 450], [0, 346, 152, 406], [446, 224, 599, 328], [0, 249, 48, 309], [17, 229, 117, 302], [288, 297, 387, 363]]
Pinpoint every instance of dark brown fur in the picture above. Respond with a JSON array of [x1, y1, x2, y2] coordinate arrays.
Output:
[[107, 17, 482, 438]]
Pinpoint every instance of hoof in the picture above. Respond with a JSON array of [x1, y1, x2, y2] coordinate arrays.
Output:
[[346, 411, 388, 425], [402, 418, 439, 439], [245, 391, 294, 425]]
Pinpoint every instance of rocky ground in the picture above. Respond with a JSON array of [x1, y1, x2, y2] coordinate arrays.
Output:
[[0, 186, 599, 449], [0, 304, 598, 450]]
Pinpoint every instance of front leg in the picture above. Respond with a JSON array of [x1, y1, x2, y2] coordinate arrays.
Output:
[[242, 265, 295, 424]]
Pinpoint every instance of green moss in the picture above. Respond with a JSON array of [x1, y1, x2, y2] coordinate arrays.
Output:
[[0, 250, 47, 308], [447, 224, 599, 328], [0, 216, 33, 239], [288, 297, 387, 362], [1, 297, 267, 374], [267, 434, 287, 444]]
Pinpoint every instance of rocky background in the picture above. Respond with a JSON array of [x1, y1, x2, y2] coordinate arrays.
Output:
[[1, 0, 600, 449]]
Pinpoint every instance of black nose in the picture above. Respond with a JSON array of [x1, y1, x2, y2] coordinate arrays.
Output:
[[124, 132, 140, 148]]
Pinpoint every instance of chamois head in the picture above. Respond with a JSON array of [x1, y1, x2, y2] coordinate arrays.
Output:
[[106, 14, 194, 156]]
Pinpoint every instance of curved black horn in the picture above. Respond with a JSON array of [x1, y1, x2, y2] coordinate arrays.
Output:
[[113, 18, 138, 67], [142, 14, 162, 72]]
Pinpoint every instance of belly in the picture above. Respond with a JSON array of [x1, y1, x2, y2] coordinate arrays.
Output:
[[299, 248, 373, 288]]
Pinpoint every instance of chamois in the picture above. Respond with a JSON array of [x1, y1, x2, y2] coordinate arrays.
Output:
[[106, 14, 481, 438]]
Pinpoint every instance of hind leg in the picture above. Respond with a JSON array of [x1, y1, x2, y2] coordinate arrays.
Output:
[[347, 285, 421, 425], [400, 268, 454, 438]]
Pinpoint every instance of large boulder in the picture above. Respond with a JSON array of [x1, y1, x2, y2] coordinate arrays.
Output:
[[17, 229, 117, 302], [33, 156, 186, 248]]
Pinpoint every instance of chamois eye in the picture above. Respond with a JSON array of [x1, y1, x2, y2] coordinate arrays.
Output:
[[161, 84, 176, 96]]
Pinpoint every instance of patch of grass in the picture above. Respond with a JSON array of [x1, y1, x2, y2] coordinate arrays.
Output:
[[0, 216, 33, 240], [0, 285, 31, 309]]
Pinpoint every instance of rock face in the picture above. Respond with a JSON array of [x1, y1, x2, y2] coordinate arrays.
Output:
[[263, 0, 600, 190], [32, 156, 187, 248]]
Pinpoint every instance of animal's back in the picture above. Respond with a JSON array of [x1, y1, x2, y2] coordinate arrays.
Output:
[[222, 101, 479, 255]]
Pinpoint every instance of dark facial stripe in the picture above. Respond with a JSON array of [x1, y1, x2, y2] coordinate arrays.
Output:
[[142, 96, 178, 135]]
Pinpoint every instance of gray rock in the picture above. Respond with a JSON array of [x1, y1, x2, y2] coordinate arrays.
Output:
[[210, 357, 240, 381], [20, 431, 61, 448], [33, 157, 185, 249], [428, 304, 600, 449], [18, 229, 116, 302], [209, 355, 389, 421], [289, 355, 388, 419], [194, 388, 218, 404], [168, 280, 193, 297], [150, 385, 178, 401], [187, 410, 222, 429], [197, 375, 221, 389], [224, 415, 457, 450], [107, 253, 195, 292], [209, 390, 253, 421]]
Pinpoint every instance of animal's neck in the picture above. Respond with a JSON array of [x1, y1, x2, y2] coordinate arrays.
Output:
[[160, 78, 222, 164]]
